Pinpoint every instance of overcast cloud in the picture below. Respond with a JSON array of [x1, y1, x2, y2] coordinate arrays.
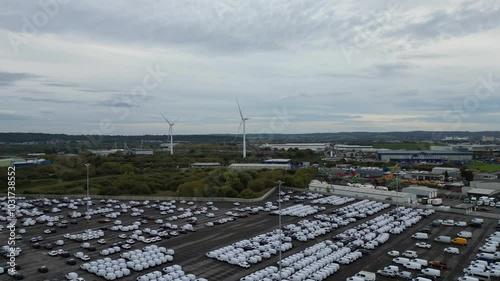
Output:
[[0, 0, 499, 135]]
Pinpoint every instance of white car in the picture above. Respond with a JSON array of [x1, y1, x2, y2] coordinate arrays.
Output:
[[233, 202, 240, 206], [388, 251, 400, 257], [444, 247, 459, 254], [455, 221, 467, 226], [415, 242, 431, 249]]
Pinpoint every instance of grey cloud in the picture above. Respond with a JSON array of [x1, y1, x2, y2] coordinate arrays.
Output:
[[320, 62, 416, 79], [389, 1, 500, 43], [21, 97, 78, 104], [0, 71, 39, 86], [0, 112, 31, 120]]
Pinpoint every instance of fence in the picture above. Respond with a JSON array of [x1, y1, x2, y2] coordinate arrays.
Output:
[[0, 186, 277, 203]]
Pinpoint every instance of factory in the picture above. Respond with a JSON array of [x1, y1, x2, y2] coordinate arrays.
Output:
[[190, 162, 222, 169], [333, 144, 373, 152], [308, 180, 416, 203], [259, 143, 330, 153], [229, 163, 291, 171], [376, 150, 473, 163], [402, 185, 439, 198]]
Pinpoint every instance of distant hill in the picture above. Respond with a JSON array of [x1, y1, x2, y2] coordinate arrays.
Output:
[[1, 131, 499, 145]]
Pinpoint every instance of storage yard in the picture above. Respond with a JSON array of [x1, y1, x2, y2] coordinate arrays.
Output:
[[0, 191, 499, 281]]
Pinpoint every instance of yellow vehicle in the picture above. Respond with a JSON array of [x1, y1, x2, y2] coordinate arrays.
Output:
[[451, 237, 468, 245]]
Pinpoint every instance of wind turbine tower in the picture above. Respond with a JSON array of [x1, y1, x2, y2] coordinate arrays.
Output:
[[161, 114, 179, 155], [236, 99, 250, 158]]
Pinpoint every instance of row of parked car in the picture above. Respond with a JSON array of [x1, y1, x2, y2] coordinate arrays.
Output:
[[206, 229, 293, 268], [457, 230, 500, 280]]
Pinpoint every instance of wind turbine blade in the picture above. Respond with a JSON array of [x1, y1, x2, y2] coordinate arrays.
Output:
[[236, 99, 244, 119], [173, 117, 180, 124], [161, 114, 172, 125], [234, 121, 243, 141]]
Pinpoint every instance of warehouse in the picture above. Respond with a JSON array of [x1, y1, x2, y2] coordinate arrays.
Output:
[[259, 143, 330, 152], [466, 188, 499, 197], [376, 150, 473, 163], [229, 163, 291, 170], [308, 180, 416, 203], [402, 185, 438, 198], [190, 162, 221, 169]]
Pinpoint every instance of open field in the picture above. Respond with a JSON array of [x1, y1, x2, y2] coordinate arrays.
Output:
[[468, 161, 500, 172], [0, 190, 498, 281]]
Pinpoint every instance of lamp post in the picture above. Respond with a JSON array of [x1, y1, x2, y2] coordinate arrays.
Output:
[[276, 180, 284, 281], [85, 163, 90, 222]]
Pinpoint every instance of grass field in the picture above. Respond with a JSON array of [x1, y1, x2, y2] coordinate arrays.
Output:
[[0, 158, 24, 167], [372, 143, 430, 150], [468, 161, 500, 172]]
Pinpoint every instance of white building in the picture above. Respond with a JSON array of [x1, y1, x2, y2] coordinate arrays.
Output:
[[308, 180, 416, 203], [229, 163, 291, 170], [131, 148, 154, 155], [333, 144, 373, 151], [191, 162, 221, 169], [260, 143, 330, 152], [402, 185, 438, 198]]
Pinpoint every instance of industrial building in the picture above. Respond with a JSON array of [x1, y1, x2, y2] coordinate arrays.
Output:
[[474, 172, 500, 181], [333, 144, 373, 151], [402, 185, 438, 198], [12, 158, 52, 167], [259, 143, 330, 152], [470, 180, 500, 190], [229, 163, 291, 171], [432, 167, 461, 175], [376, 150, 473, 163], [402, 171, 445, 181], [190, 162, 221, 169], [308, 180, 416, 203], [263, 159, 292, 164], [131, 148, 154, 155], [466, 188, 499, 197]]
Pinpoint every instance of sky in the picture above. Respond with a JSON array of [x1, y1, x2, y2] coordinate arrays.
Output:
[[1, 0, 500, 135]]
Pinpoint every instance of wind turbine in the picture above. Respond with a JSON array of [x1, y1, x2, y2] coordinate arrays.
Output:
[[235, 99, 249, 158], [161, 114, 179, 155]]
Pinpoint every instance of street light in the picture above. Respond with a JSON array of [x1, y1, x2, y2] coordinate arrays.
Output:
[[275, 180, 284, 281], [85, 163, 90, 222]]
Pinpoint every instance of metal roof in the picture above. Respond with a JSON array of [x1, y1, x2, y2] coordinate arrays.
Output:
[[466, 188, 499, 196], [377, 150, 473, 155]]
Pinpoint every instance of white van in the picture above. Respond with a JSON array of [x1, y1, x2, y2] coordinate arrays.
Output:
[[465, 268, 490, 280], [404, 262, 422, 270], [411, 258, 428, 266], [355, 271, 376, 281], [393, 257, 410, 265], [412, 277, 433, 281], [421, 268, 441, 277], [458, 231, 473, 238], [346, 277, 365, 281], [412, 233, 429, 240]]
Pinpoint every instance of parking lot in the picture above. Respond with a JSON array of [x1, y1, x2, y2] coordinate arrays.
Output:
[[0, 190, 499, 281]]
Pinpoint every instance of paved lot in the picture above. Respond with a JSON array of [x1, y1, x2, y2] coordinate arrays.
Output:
[[0, 191, 498, 281]]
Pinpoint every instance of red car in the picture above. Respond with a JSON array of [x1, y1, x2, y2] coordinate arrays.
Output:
[[428, 261, 447, 269]]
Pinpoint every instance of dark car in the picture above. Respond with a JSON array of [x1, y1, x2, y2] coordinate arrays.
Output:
[[38, 266, 49, 273], [44, 244, 53, 250], [66, 259, 77, 265], [377, 269, 396, 278], [59, 252, 70, 258], [32, 243, 41, 249], [420, 228, 432, 234], [12, 273, 24, 280]]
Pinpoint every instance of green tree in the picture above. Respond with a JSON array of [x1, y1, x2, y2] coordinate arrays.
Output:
[[121, 163, 134, 174], [248, 179, 265, 192], [240, 188, 257, 199]]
